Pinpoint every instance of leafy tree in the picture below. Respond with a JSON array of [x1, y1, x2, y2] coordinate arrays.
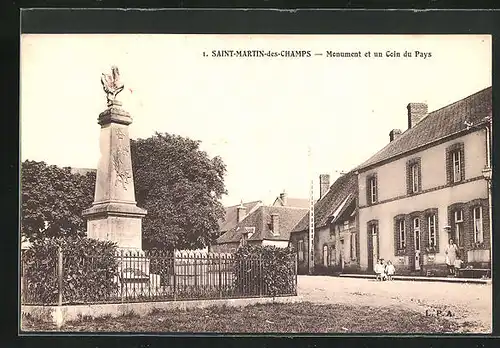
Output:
[[131, 132, 227, 250], [21, 132, 227, 250], [21, 160, 95, 240]]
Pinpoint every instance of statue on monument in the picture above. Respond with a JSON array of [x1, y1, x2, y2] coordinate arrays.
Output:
[[101, 65, 125, 106]]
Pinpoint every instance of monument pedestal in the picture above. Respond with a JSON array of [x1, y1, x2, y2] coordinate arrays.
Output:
[[82, 102, 147, 251], [84, 202, 146, 250]]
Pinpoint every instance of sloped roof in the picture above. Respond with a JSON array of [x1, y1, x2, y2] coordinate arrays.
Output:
[[216, 205, 308, 244], [291, 171, 358, 233], [272, 196, 310, 209], [218, 200, 262, 233], [356, 86, 492, 171]]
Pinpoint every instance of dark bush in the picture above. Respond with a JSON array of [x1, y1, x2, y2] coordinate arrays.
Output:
[[232, 245, 296, 297], [22, 237, 119, 304]]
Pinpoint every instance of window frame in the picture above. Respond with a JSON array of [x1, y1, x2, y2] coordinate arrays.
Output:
[[452, 150, 462, 183], [297, 239, 304, 262], [411, 163, 419, 193], [398, 219, 406, 249], [368, 175, 378, 204], [446, 142, 465, 185], [473, 206, 484, 244], [428, 214, 437, 248]]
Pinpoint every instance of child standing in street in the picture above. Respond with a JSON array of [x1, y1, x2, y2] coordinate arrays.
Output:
[[374, 259, 383, 281], [386, 260, 395, 281], [381, 259, 388, 281], [453, 258, 463, 277]]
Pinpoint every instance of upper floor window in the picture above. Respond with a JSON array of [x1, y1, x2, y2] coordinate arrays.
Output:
[[411, 164, 419, 192], [428, 214, 437, 248], [454, 210, 463, 246], [407, 158, 422, 194], [398, 219, 406, 249], [367, 175, 378, 204], [473, 206, 483, 244], [446, 143, 465, 184], [452, 151, 462, 183]]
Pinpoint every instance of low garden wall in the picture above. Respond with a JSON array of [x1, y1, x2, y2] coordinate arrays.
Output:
[[22, 295, 303, 328]]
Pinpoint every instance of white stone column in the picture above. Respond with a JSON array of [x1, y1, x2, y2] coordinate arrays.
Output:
[[82, 100, 147, 251]]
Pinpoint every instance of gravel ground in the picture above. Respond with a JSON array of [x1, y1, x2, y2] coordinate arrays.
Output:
[[297, 275, 492, 333]]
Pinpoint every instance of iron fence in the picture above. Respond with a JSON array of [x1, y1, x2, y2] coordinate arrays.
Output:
[[21, 249, 298, 305]]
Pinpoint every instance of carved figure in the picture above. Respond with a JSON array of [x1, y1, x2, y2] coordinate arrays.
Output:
[[101, 66, 125, 106]]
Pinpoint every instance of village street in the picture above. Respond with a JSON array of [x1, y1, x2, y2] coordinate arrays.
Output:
[[297, 275, 492, 333]]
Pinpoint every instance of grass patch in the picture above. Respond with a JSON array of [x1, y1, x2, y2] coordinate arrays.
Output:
[[21, 301, 459, 333]]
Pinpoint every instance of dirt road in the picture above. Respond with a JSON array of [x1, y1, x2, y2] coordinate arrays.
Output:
[[297, 275, 492, 333]]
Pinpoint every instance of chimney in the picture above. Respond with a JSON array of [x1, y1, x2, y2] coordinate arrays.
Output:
[[319, 174, 330, 198], [271, 213, 279, 235], [279, 191, 288, 206], [407, 103, 428, 129], [236, 201, 246, 223], [389, 129, 402, 142]]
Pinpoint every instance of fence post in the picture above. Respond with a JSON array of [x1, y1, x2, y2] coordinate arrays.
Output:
[[218, 254, 222, 298], [294, 253, 298, 296], [173, 251, 177, 301], [259, 253, 262, 297], [194, 254, 198, 288], [57, 246, 64, 306]]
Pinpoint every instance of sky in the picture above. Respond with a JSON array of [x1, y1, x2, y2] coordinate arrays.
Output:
[[20, 34, 491, 207]]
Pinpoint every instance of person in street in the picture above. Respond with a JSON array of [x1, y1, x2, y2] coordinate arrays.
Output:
[[374, 259, 383, 281], [381, 259, 388, 281], [386, 260, 395, 281], [453, 257, 463, 277], [445, 238, 459, 276]]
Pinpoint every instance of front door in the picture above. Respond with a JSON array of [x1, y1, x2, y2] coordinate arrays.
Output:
[[372, 235, 378, 270], [414, 226, 421, 271]]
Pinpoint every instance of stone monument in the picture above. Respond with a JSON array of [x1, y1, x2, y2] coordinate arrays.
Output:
[[83, 66, 147, 251]]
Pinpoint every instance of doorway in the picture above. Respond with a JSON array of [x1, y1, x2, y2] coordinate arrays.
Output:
[[371, 226, 379, 271], [413, 218, 421, 271]]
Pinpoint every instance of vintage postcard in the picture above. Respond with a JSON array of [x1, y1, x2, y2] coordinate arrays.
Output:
[[20, 32, 492, 334]]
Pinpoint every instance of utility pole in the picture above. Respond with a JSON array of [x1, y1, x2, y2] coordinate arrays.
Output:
[[308, 147, 315, 275]]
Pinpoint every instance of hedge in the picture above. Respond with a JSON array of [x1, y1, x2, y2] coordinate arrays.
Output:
[[232, 245, 296, 297], [22, 237, 118, 304]]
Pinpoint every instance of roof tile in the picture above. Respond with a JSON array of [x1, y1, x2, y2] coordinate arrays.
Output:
[[356, 87, 492, 171]]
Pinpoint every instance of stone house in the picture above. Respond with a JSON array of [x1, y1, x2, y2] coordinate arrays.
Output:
[[214, 200, 263, 241], [290, 172, 359, 275], [355, 86, 492, 275], [211, 205, 308, 253]]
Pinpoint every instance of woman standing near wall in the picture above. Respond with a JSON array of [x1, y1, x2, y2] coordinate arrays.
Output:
[[445, 238, 459, 276]]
